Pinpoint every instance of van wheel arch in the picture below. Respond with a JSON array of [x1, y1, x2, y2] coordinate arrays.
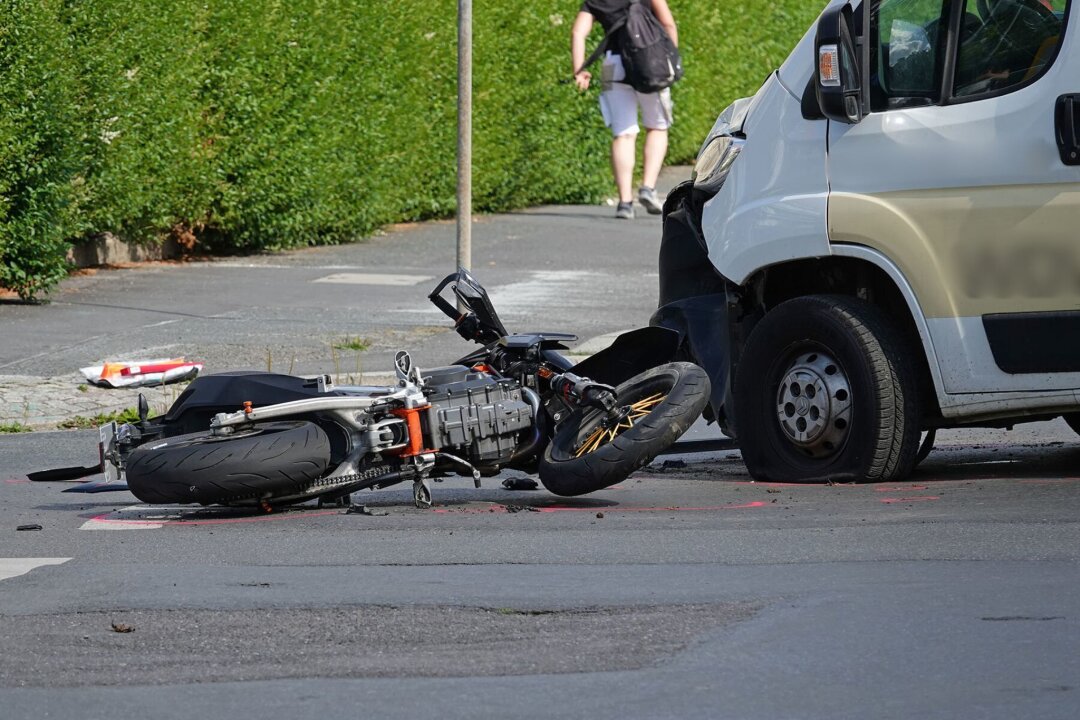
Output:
[[732, 257, 939, 427]]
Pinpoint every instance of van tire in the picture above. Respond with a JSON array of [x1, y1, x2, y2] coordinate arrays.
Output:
[[734, 295, 920, 483], [126, 421, 331, 505]]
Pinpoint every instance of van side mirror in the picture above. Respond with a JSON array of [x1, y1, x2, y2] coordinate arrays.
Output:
[[815, 2, 865, 124]]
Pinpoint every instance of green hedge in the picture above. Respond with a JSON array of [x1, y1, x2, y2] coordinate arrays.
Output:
[[0, 0, 821, 299]]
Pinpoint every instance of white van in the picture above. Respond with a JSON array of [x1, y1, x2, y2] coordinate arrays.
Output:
[[655, 0, 1079, 482]]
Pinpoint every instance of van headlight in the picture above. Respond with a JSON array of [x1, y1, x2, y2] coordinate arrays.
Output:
[[692, 135, 744, 195]]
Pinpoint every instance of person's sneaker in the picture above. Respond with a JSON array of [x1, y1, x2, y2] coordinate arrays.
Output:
[[615, 201, 635, 220], [638, 186, 663, 215]]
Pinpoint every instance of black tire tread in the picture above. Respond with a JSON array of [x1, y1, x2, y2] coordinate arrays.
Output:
[[126, 421, 331, 504], [735, 295, 921, 483], [539, 362, 710, 496]]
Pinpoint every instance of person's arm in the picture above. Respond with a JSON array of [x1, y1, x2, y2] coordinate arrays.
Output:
[[571, 11, 595, 90], [651, 0, 678, 46]]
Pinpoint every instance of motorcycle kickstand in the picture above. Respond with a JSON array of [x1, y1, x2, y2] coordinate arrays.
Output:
[[412, 477, 433, 509]]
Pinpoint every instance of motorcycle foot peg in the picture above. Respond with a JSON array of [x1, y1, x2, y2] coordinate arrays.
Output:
[[412, 478, 433, 509], [472, 470, 481, 489]]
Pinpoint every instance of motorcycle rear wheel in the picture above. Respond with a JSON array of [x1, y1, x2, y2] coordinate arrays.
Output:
[[539, 362, 710, 496], [126, 421, 331, 505]]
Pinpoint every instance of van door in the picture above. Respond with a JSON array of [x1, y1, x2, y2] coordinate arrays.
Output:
[[826, 0, 1080, 394]]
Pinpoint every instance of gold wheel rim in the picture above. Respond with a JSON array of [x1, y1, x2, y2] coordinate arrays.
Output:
[[572, 392, 666, 458]]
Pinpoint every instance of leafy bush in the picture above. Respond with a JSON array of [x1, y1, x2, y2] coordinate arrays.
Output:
[[0, 0, 818, 299], [0, 0, 78, 300]]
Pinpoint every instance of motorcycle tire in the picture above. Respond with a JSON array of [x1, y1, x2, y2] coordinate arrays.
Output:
[[539, 362, 710, 496], [126, 421, 331, 505]]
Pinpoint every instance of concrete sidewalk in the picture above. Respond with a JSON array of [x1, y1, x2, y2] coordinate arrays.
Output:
[[1, 167, 691, 429]]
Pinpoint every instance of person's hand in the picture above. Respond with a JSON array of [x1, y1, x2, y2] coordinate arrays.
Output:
[[574, 70, 592, 91]]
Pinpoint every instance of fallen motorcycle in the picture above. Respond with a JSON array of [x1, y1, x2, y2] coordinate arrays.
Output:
[[96, 268, 709, 509]]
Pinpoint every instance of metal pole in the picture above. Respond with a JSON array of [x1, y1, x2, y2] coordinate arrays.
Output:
[[456, 0, 472, 272]]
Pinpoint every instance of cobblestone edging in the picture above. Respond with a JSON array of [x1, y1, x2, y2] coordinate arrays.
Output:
[[0, 374, 182, 429]]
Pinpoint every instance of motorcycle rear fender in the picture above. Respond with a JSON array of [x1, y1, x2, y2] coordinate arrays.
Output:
[[568, 327, 680, 387]]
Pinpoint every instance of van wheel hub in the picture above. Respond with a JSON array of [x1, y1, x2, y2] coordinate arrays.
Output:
[[775, 351, 852, 457]]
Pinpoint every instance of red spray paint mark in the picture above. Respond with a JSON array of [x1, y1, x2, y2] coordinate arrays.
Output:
[[879, 496, 940, 504], [433, 501, 768, 515], [3, 477, 30, 484], [874, 485, 928, 492], [86, 509, 342, 527]]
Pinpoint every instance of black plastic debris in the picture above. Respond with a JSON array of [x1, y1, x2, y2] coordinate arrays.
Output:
[[16, 524, 42, 531], [345, 504, 389, 516], [502, 478, 538, 491], [28, 465, 100, 482]]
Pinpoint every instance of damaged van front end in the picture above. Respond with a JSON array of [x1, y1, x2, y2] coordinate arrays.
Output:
[[653, 0, 1080, 484]]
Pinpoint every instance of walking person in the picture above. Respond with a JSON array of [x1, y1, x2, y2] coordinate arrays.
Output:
[[572, 0, 678, 220]]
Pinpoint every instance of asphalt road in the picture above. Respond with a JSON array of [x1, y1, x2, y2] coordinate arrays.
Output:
[[2, 192, 1079, 718]]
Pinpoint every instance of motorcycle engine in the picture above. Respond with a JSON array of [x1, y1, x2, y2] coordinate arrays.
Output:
[[422, 366, 534, 468]]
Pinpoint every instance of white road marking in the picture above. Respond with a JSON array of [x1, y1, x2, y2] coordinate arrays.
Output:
[[80, 505, 167, 530], [312, 273, 433, 286], [485, 270, 607, 318], [0, 558, 71, 582]]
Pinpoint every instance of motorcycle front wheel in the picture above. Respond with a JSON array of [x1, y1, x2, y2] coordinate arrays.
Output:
[[539, 362, 710, 496], [126, 420, 331, 505]]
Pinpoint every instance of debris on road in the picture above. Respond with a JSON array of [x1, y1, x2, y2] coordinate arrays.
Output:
[[502, 478, 538, 491], [345, 504, 389, 517], [16, 524, 42, 531], [504, 505, 540, 513], [110, 622, 135, 633], [80, 358, 202, 388]]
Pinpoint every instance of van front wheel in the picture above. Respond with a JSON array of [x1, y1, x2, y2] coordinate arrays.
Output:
[[734, 295, 921, 483]]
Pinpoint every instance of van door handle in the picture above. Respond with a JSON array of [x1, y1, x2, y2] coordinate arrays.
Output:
[[1056, 94, 1080, 166]]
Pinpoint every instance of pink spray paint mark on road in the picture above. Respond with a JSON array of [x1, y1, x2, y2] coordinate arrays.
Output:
[[879, 496, 940, 504], [874, 485, 929, 492], [3, 477, 30, 484]]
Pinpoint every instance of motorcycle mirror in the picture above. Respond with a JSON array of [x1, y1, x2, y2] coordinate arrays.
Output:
[[395, 351, 413, 383]]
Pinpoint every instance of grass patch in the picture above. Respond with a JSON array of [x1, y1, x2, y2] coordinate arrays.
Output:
[[57, 406, 141, 430], [333, 336, 370, 352], [0, 421, 33, 434]]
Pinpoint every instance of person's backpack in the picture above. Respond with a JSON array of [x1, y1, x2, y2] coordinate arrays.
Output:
[[578, 0, 683, 94]]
